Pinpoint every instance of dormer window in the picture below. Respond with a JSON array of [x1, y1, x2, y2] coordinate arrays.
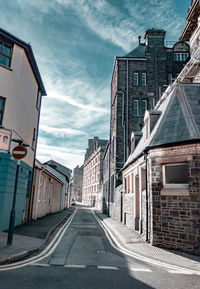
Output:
[[0, 41, 12, 68]]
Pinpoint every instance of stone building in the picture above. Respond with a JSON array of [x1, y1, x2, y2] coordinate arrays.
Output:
[[122, 83, 200, 255], [0, 28, 46, 230], [103, 28, 190, 217], [72, 165, 83, 201], [82, 137, 107, 209]]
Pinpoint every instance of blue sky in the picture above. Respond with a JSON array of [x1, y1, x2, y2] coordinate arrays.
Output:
[[0, 0, 191, 170]]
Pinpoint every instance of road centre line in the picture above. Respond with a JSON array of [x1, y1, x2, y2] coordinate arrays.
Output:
[[97, 266, 119, 270], [64, 265, 86, 268], [30, 263, 50, 267], [93, 212, 200, 276]]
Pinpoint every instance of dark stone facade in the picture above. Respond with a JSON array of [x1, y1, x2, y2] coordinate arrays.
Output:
[[104, 29, 190, 218]]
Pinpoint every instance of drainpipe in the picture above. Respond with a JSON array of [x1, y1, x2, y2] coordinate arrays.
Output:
[[118, 91, 126, 163], [145, 150, 149, 242]]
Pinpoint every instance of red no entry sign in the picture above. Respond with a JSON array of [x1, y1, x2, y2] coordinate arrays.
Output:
[[12, 146, 27, 160]]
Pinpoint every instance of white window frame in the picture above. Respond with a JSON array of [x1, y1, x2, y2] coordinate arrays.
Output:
[[142, 100, 147, 114], [141, 73, 146, 86], [162, 163, 189, 189], [133, 72, 139, 86], [133, 100, 139, 116]]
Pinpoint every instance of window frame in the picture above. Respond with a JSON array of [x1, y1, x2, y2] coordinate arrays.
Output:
[[0, 96, 6, 125], [0, 41, 12, 68], [133, 72, 139, 86], [133, 99, 139, 116], [141, 72, 147, 86], [162, 163, 189, 189], [142, 99, 148, 115]]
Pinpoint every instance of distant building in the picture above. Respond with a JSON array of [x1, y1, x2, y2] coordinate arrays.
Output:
[[82, 137, 107, 209], [0, 28, 46, 231], [103, 28, 190, 217], [44, 160, 72, 209], [72, 165, 83, 201], [31, 160, 63, 220]]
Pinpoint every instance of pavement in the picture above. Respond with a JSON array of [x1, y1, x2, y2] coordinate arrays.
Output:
[[0, 205, 200, 273], [0, 208, 75, 264], [95, 210, 200, 272]]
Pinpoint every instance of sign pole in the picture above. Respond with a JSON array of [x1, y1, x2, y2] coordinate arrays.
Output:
[[7, 160, 20, 246]]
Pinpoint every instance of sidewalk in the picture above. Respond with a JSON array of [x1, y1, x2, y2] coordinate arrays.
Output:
[[95, 211, 200, 272], [0, 208, 74, 264]]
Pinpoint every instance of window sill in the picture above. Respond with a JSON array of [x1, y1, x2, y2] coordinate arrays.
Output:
[[0, 63, 12, 71], [161, 188, 189, 196]]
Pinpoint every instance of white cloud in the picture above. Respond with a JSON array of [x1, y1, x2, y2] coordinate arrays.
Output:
[[36, 143, 85, 169], [39, 124, 86, 137]]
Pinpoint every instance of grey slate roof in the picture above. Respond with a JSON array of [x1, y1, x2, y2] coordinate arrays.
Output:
[[123, 43, 146, 58], [124, 83, 200, 169], [44, 160, 72, 182]]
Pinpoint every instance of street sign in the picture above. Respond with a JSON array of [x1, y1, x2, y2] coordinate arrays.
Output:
[[0, 128, 12, 152], [12, 146, 27, 160]]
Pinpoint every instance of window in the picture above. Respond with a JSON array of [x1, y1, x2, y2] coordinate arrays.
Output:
[[133, 100, 139, 116], [32, 128, 36, 149], [163, 163, 188, 188], [168, 73, 173, 85], [142, 100, 147, 115], [133, 72, 138, 86], [0, 41, 12, 67], [127, 175, 130, 193], [0, 97, 5, 125], [141, 73, 146, 86], [173, 53, 189, 62], [131, 173, 134, 193]]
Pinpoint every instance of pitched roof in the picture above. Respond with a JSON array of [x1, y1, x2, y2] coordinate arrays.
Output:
[[124, 83, 200, 169], [123, 43, 146, 58], [0, 27, 46, 95]]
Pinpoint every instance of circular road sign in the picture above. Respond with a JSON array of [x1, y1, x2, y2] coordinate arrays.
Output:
[[12, 146, 27, 160]]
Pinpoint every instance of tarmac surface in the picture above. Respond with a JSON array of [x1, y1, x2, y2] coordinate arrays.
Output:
[[0, 204, 200, 273]]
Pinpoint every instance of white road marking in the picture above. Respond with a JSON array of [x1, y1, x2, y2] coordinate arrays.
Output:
[[30, 263, 50, 267], [129, 268, 152, 272], [167, 270, 193, 275], [64, 265, 86, 268], [93, 212, 200, 276], [0, 209, 77, 271], [97, 266, 119, 270]]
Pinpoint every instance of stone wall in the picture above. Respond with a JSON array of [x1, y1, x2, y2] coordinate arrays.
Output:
[[150, 145, 200, 256]]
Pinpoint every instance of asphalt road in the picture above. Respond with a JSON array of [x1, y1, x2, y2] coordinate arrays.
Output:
[[0, 206, 200, 289]]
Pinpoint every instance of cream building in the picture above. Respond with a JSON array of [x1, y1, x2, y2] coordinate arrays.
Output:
[[0, 28, 46, 231], [82, 137, 107, 209]]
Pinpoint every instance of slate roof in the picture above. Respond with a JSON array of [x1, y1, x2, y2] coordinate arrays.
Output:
[[123, 43, 146, 58], [124, 83, 200, 169], [44, 160, 72, 182]]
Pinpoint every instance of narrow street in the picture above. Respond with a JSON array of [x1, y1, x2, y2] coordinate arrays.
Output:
[[0, 206, 199, 289]]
